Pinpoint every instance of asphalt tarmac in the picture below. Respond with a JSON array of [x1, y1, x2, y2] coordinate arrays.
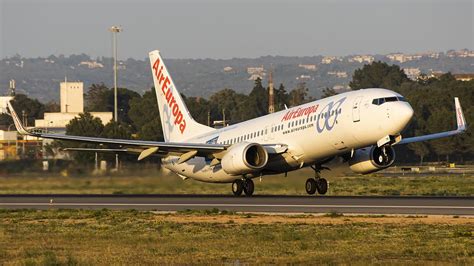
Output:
[[1, 194, 473, 215]]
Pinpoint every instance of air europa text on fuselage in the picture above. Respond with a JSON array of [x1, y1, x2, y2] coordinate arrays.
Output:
[[153, 58, 186, 134], [281, 105, 319, 122]]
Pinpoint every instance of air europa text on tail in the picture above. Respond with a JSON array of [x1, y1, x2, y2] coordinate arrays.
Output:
[[153, 58, 186, 133]]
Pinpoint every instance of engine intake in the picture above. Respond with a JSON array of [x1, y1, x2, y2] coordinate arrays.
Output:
[[221, 142, 268, 175], [349, 145, 395, 174]]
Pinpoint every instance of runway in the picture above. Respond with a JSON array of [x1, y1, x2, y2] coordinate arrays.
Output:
[[1, 195, 473, 215]]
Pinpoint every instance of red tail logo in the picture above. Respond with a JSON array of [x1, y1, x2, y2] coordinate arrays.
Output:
[[153, 58, 186, 134]]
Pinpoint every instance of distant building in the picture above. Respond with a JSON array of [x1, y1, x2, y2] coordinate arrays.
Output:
[[453, 74, 474, 81], [35, 81, 112, 132], [297, 75, 311, 80], [348, 55, 374, 64], [298, 64, 317, 71], [78, 61, 104, 69], [403, 68, 422, 80], [429, 72, 474, 82], [247, 66, 265, 80], [248, 74, 263, 81], [60, 81, 83, 113], [447, 49, 474, 58], [327, 71, 348, 78], [321, 56, 339, 64], [223, 66, 233, 72], [247, 67, 265, 75], [387, 53, 422, 63]]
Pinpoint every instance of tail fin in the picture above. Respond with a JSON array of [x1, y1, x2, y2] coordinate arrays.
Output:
[[6, 101, 30, 135], [149, 50, 214, 142], [454, 97, 466, 131]]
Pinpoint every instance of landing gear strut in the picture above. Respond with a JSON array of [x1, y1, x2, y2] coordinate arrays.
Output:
[[232, 179, 254, 196], [306, 165, 329, 195]]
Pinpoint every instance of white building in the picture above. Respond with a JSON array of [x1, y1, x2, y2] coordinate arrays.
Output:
[[60, 81, 83, 113], [349, 55, 374, 64], [298, 64, 317, 71], [78, 61, 104, 69], [403, 68, 422, 80], [35, 81, 112, 131], [327, 71, 348, 78], [322, 56, 338, 64], [387, 53, 422, 63], [247, 67, 265, 75]]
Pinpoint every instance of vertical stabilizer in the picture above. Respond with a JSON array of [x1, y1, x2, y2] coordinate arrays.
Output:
[[149, 50, 214, 142]]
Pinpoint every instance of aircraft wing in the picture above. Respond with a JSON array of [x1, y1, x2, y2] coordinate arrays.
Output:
[[6, 101, 226, 160], [397, 97, 467, 145]]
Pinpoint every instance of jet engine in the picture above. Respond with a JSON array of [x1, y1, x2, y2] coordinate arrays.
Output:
[[221, 142, 268, 175], [349, 145, 395, 174]]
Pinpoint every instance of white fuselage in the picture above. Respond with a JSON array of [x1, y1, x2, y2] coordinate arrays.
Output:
[[162, 88, 414, 183]]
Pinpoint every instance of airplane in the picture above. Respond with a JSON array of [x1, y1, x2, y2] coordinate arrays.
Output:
[[7, 50, 467, 196]]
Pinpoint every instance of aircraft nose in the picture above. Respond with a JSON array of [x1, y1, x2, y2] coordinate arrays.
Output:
[[391, 102, 414, 132]]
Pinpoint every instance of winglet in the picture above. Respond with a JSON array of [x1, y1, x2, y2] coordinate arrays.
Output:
[[454, 97, 466, 131], [6, 101, 30, 135]]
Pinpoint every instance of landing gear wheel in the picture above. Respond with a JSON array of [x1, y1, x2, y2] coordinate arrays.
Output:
[[305, 178, 317, 195], [232, 180, 243, 196], [316, 178, 328, 195], [243, 179, 254, 196]]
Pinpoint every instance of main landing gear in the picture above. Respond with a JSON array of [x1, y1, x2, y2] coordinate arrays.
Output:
[[305, 178, 328, 195], [232, 179, 254, 196], [306, 165, 328, 195]]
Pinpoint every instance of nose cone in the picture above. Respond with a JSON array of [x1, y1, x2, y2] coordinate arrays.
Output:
[[391, 102, 414, 133]]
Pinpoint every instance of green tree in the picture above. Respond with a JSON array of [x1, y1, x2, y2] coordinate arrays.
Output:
[[321, 87, 338, 99], [241, 78, 268, 120], [274, 83, 289, 111], [208, 88, 248, 124], [184, 95, 211, 125], [101, 121, 132, 139], [350, 61, 410, 90], [9, 94, 45, 126], [85, 83, 109, 112], [64, 112, 105, 163], [128, 88, 164, 141], [289, 82, 311, 107], [85, 84, 140, 124]]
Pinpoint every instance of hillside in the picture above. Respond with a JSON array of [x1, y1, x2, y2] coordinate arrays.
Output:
[[0, 50, 472, 102]]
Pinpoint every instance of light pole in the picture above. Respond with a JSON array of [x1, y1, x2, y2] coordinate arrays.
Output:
[[109, 25, 122, 122]]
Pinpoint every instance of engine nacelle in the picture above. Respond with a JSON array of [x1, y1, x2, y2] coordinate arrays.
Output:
[[221, 142, 268, 175], [349, 146, 395, 174]]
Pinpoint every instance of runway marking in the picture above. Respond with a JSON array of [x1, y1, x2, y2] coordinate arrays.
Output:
[[1, 203, 473, 209]]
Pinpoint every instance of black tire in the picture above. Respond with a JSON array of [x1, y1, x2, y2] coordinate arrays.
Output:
[[305, 178, 317, 195], [316, 178, 328, 195], [232, 180, 243, 196], [243, 179, 254, 196]]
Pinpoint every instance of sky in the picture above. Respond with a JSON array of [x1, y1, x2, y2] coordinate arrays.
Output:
[[0, 0, 472, 59]]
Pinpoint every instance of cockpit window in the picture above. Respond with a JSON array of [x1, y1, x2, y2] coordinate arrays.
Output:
[[372, 96, 406, 105], [397, 96, 407, 102]]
